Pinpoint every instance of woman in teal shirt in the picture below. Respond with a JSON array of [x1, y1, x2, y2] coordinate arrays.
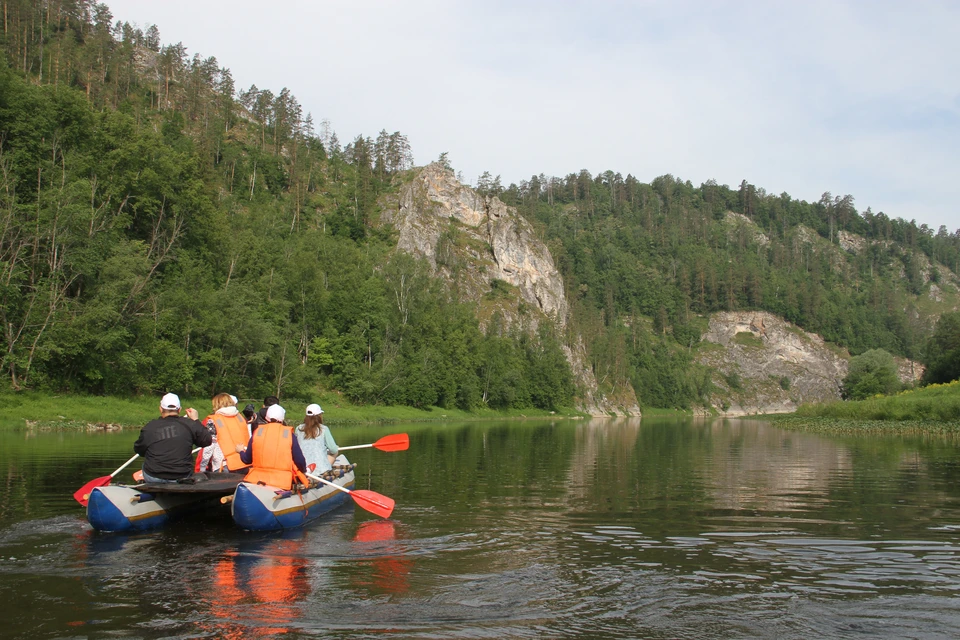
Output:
[[295, 404, 339, 474]]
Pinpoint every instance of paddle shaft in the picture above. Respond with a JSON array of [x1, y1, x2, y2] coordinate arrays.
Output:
[[105, 412, 205, 478], [100, 445, 203, 485], [122, 446, 204, 475], [305, 471, 394, 518], [306, 472, 351, 495], [110, 453, 142, 479], [337, 443, 373, 451]]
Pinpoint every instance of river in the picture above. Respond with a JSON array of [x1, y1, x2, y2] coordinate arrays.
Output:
[[1, 417, 959, 638]]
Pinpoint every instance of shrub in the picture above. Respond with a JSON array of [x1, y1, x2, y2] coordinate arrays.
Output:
[[842, 349, 900, 400], [724, 372, 742, 391]]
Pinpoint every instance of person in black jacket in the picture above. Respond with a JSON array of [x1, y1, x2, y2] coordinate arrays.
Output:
[[256, 396, 279, 426], [134, 393, 212, 483]]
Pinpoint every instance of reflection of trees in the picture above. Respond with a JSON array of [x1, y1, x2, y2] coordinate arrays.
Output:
[[702, 419, 852, 512], [565, 418, 854, 516], [567, 417, 640, 501], [561, 418, 858, 536], [336, 418, 960, 587], [2, 431, 137, 523], [564, 418, 720, 537]]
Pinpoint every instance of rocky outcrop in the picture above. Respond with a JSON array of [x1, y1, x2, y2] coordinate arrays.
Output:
[[895, 357, 925, 385], [382, 163, 567, 325], [698, 311, 925, 415], [382, 164, 640, 417], [699, 311, 849, 415], [724, 211, 770, 247], [837, 230, 867, 254]]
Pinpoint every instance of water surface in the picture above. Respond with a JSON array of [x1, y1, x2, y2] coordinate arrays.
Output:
[[1, 418, 959, 638]]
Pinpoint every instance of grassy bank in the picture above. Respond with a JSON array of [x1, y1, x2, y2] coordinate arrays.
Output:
[[792, 380, 960, 422], [773, 415, 960, 437], [636, 407, 696, 418], [0, 390, 584, 430], [774, 380, 960, 437]]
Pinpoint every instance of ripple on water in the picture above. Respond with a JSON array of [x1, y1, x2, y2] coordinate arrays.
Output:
[[558, 525, 960, 601]]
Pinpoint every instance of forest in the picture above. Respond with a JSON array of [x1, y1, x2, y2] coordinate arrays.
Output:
[[2, 1, 958, 411], [488, 170, 960, 407]]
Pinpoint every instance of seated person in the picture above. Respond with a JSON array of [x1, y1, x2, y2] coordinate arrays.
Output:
[[134, 393, 212, 483], [256, 395, 279, 426], [198, 392, 250, 473], [295, 404, 339, 474], [237, 405, 309, 490]]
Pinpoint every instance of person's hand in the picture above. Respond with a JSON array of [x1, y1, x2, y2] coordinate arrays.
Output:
[[235, 444, 246, 453], [185, 407, 199, 420]]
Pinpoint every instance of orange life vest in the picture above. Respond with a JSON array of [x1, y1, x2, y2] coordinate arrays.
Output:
[[207, 413, 251, 471], [244, 423, 307, 490]]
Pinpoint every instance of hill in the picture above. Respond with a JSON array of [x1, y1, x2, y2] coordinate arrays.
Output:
[[1, 2, 957, 414]]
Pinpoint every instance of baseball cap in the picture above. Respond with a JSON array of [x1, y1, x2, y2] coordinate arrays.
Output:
[[305, 403, 323, 416], [265, 404, 286, 423], [160, 393, 181, 411]]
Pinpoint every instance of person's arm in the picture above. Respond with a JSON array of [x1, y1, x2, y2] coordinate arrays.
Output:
[[238, 435, 253, 464], [291, 437, 307, 473], [323, 427, 339, 457], [133, 428, 148, 455], [184, 418, 213, 448]]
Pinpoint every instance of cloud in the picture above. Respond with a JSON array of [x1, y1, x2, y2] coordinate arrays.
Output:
[[105, 0, 960, 232]]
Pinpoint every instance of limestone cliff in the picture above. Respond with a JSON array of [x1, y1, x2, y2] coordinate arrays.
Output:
[[381, 164, 640, 416], [698, 311, 922, 416], [382, 163, 567, 326]]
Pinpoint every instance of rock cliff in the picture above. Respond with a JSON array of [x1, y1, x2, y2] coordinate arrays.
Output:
[[698, 311, 922, 415], [381, 164, 640, 416], [382, 163, 567, 325]]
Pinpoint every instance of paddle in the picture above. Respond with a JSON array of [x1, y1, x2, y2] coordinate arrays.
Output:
[[73, 446, 203, 506], [73, 453, 140, 506], [338, 433, 409, 452], [306, 472, 395, 519]]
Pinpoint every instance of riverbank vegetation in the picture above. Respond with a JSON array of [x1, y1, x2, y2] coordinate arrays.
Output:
[[793, 380, 960, 422], [0, 390, 581, 430], [1, 3, 958, 414], [775, 380, 960, 436]]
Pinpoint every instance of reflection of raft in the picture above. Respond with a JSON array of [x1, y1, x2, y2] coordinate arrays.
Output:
[[231, 462, 355, 531], [86, 473, 245, 532]]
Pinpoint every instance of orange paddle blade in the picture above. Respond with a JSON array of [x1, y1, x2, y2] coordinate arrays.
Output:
[[73, 476, 111, 507], [373, 433, 409, 452], [350, 490, 395, 519]]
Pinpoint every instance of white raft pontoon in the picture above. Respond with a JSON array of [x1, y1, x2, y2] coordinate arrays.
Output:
[[86, 473, 244, 532], [230, 460, 355, 531]]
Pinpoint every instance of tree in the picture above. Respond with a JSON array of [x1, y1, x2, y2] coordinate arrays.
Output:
[[841, 349, 900, 400], [921, 312, 960, 385]]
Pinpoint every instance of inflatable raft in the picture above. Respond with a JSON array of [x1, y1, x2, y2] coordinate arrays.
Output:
[[231, 463, 356, 531], [86, 473, 245, 532]]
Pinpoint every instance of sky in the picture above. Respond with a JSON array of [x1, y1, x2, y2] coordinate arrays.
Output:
[[104, 0, 960, 232]]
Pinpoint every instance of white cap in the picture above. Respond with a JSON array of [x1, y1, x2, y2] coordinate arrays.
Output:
[[265, 404, 286, 423], [160, 393, 181, 411], [229, 395, 238, 405], [305, 403, 323, 416]]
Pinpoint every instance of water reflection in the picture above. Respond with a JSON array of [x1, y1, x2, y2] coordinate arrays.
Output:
[[699, 418, 853, 514], [2, 419, 960, 637], [203, 536, 310, 637], [351, 520, 413, 595]]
